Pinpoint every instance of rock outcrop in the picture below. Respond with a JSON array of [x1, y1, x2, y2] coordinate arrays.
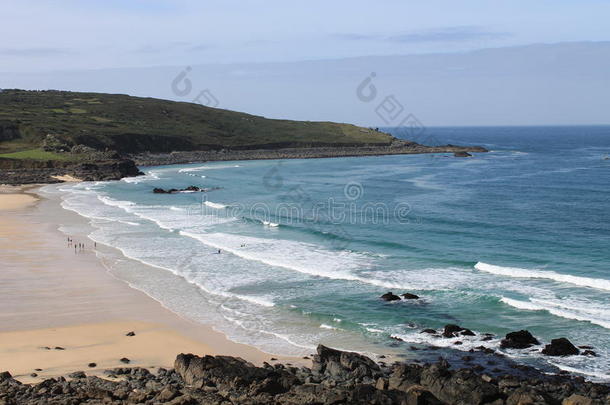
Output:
[[0, 157, 142, 185], [1, 345, 609, 404]]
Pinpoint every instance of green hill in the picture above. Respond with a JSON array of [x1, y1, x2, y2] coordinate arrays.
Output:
[[0, 89, 394, 156]]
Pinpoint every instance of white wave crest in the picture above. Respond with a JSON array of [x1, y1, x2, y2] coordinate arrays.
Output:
[[500, 297, 610, 329], [475, 262, 610, 292], [204, 201, 228, 209]]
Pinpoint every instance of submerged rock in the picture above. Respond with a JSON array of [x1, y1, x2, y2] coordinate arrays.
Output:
[[401, 293, 420, 300], [500, 330, 540, 349], [454, 151, 473, 157]]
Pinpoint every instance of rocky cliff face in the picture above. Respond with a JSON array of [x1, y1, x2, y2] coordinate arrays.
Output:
[[1, 345, 608, 404], [0, 157, 142, 184]]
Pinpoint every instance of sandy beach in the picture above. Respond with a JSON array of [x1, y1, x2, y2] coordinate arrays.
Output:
[[0, 185, 300, 383]]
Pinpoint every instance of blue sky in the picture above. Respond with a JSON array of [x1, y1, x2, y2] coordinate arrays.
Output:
[[1, 1, 609, 126], [1, 0, 609, 71]]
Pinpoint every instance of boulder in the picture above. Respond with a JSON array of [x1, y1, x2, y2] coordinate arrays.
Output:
[[562, 394, 595, 405], [420, 362, 500, 405], [501, 330, 540, 349], [175, 353, 297, 394], [388, 363, 423, 392], [541, 338, 579, 356], [380, 292, 401, 301], [68, 371, 86, 379], [312, 344, 381, 381], [401, 293, 420, 300], [506, 387, 550, 405], [454, 151, 472, 157]]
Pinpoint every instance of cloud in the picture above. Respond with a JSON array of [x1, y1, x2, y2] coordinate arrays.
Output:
[[334, 26, 511, 43], [0, 48, 74, 57]]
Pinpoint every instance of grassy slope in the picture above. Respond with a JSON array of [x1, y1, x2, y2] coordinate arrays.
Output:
[[0, 149, 72, 161], [0, 90, 394, 155]]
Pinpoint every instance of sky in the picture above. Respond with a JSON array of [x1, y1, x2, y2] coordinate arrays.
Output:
[[1, 1, 609, 126]]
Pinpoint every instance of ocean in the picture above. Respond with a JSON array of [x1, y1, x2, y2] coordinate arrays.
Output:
[[42, 126, 610, 381]]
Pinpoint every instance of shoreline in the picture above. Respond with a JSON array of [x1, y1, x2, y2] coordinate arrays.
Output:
[[0, 186, 303, 384], [1, 186, 609, 403]]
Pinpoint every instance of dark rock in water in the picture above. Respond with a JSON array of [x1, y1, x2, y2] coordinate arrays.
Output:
[[380, 292, 401, 301], [120, 357, 130, 364], [88, 363, 97, 368], [54, 346, 65, 350], [582, 350, 597, 357], [542, 338, 579, 356], [421, 328, 437, 334], [68, 371, 86, 378], [454, 151, 472, 157], [125, 331, 136, 336], [401, 293, 420, 300], [29, 373, 37, 377], [442, 324, 472, 338], [501, 330, 540, 349], [481, 335, 494, 341], [578, 345, 594, 350], [153, 185, 203, 194]]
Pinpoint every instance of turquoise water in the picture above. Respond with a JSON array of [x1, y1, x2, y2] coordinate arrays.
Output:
[[51, 126, 610, 380]]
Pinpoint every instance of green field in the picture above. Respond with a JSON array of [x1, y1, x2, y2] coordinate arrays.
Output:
[[0, 148, 71, 161], [0, 90, 395, 155]]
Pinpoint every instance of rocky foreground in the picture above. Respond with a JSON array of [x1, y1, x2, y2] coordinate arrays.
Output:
[[1, 345, 608, 405]]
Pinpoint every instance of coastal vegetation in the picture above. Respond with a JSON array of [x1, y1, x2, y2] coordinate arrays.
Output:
[[0, 89, 394, 155]]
